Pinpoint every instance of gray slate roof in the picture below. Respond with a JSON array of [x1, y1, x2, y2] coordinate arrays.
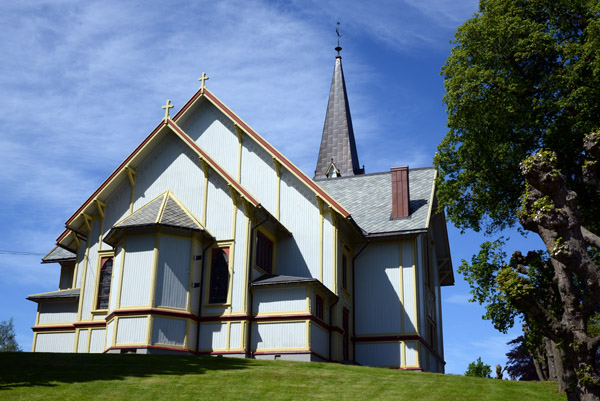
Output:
[[27, 288, 80, 302], [314, 54, 363, 179], [317, 168, 436, 236], [41, 246, 77, 263], [252, 274, 337, 299], [104, 191, 212, 246]]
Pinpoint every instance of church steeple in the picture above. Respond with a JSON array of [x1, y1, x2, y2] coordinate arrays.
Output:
[[314, 38, 364, 180]]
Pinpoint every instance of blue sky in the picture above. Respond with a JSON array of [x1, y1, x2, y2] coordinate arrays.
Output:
[[0, 0, 545, 375]]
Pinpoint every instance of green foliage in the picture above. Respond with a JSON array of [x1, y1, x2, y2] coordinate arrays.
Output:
[[0, 318, 21, 352], [435, 0, 600, 233], [465, 357, 492, 378]]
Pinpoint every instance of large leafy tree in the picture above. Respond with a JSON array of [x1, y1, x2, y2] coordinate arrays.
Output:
[[435, 1, 600, 400], [0, 318, 21, 352]]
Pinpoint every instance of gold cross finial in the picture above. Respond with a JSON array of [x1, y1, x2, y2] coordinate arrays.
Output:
[[162, 99, 174, 120], [198, 72, 209, 91]]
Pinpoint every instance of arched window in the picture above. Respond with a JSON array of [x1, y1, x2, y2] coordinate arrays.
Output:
[[96, 257, 113, 310], [209, 248, 229, 304]]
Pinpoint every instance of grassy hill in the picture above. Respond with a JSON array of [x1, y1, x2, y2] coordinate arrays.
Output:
[[0, 353, 564, 400]]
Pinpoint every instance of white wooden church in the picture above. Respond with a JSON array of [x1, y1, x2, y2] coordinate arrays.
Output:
[[28, 49, 453, 372]]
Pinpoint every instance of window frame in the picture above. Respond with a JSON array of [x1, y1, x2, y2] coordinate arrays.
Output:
[[94, 256, 114, 311], [207, 246, 231, 305], [254, 228, 275, 275], [315, 294, 324, 320]]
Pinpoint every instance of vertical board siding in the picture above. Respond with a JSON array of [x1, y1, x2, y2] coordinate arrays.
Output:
[[120, 236, 154, 307], [38, 301, 78, 324], [109, 247, 122, 312], [252, 322, 306, 350], [434, 244, 443, 356], [205, 171, 234, 240], [132, 134, 204, 220], [199, 323, 227, 350], [152, 317, 186, 346], [277, 170, 320, 278], [106, 320, 114, 348], [35, 332, 75, 353], [311, 323, 329, 358], [89, 329, 106, 353], [190, 241, 201, 315], [322, 213, 334, 290], [253, 286, 306, 314], [240, 137, 277, 213], [156, 236, 191, 309], [429, 352, 437, 373], [103, 179, 132, 238], [356, 342, 402, 367], [354, 242, 401, 335], [229, 322, 242, 349], [179, 100, 239, 178], [418, 236, 425, 335], [189, 322, 197, 351], [77, 330, 89, 353], [230, 207, 248, 313], [402, 240, 416, 333], [81, 220, 101, 320], [76, 239, 87, 288], [116, 317, 148, 344], [405, 341, 418, 366]]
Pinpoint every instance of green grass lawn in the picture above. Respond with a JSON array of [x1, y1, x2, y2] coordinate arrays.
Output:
[[0, 353, 564, 400]]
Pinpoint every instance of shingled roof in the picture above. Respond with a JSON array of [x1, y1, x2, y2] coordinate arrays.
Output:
[[314, 52, 364, 179], [104, 191, 213, 246], [317, 167, 436, 236], [41, 245, 77, 264], [27, 288, 80, 302]]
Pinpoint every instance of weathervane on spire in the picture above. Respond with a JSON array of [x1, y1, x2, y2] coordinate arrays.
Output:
[[335, 21, 342, 56]]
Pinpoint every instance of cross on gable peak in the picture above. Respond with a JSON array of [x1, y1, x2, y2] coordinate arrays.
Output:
[[198, 72, 209, 91], [162, 99, 174, 120]]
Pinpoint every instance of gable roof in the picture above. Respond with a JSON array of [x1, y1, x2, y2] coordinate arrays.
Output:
[[41, 245, 76, 264], [103, 190, 213, 247], [315, 54, 363, 179], [56, 87, 344, 248], [316, 168, 436, 236]]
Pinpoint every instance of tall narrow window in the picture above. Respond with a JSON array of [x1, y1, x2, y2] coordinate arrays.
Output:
[[256, 231, 273, 274], [315, 295, 324, 320], [342, 254, 347, 290], [96, 257, 113, 310], [209, 248, 229, 304]]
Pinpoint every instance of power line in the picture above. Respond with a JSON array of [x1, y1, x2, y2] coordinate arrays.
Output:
[[0, 250, 45, 256]]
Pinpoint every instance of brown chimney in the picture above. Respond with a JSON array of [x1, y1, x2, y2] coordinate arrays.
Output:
[[391, 166, 410, 218]]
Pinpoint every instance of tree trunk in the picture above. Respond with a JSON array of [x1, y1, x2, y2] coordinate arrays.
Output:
[[531, 355, 547, 382], [545, 337, 557, 382]]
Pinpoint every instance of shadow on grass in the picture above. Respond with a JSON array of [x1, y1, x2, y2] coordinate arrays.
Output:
[[0, 352, 253, 390]]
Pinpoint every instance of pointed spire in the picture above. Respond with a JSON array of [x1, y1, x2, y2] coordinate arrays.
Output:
[[314, 30, 364, 180]]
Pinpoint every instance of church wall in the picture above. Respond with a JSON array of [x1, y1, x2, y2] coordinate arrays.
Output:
[[77, 329, 89, 353], [38, 301, 78, 325], [230, 206, 248, 314], [188, 322, 197, 351], [417, 235, 426, 336], [277, 169, 320, 278], [75, 239, 87, 288], [89, 329, 106, 353], [322, 213, 334, 290], [102, 179, 132, 242], [205, 170, 234, 240], [132, 134, 205, 223], [152, 317, 187, 346], [354, 242, 402, 335], [253, 286, 307, 315], [356, 342, 403, 367], [116, 316, 148, 345], [178, 99, 239, 179], [34, 332, 75, 353], [80, 220, 102, 321], [252, 321, 307, 351], [433, 242, 444, 361], [229, 322, 243, 350], [119, 235, 154, 308], [402, 240, 417, 333], [240, 135, 277, 214], [198, 323, 227, 351], [405, 341, 418, 366], [190, 239, 202, 316], [105, 319, 114, 349], [310, 322, 329, 359], [108, 246, 123, 313], [155, 235, 191, 310]]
